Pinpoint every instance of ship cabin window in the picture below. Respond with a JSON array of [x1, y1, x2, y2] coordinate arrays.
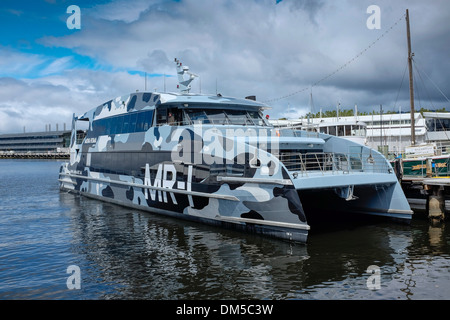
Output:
[[426, 118, 450, 132], [183, 108, 269, 126], [75, 119, 89, 143], [351, 125, 366, 137], [345, 125, 351, 136], [247, 111, 267, 126], [153, 105, 269, 126], [328, 125, 336, 136], [226, 110, 255, 126], [156, 108, 167, 125], [91, 110, 154, 136], [76, 130, 87, 144], [156, 108, 185, 126], [188, 110, 211, 124]]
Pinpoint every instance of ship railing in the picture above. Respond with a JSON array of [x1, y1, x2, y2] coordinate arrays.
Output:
[[278, 152, 391, 176], [157, 120, 261, 127]]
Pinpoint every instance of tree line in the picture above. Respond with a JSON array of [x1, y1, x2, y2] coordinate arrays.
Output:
[[280, 107, 448, 120]]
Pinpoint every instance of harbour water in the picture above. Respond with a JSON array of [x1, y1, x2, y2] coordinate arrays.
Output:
[[0, 159, 449, 300]]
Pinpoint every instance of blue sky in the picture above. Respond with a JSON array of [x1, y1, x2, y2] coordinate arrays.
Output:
[[0, 0, 125, 78], [1, 0, 450, 133]]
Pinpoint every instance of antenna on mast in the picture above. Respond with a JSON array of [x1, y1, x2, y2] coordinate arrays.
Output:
[[309, 88, 315, 114], [174, 58, 198, 93]]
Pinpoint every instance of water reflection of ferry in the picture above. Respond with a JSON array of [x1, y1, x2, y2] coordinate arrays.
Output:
[[59, 59, 412, 243], [60, 189, 449, 300]]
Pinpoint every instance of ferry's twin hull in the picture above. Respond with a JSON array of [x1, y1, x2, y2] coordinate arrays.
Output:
[[59, 92, 412, 243]]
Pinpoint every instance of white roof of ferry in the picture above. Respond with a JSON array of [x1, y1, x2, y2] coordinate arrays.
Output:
[[158, 92, 270, 109], [77, 91, 270, 121]]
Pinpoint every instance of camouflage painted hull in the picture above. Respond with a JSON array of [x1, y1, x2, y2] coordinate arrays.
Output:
[[59, 157, 309, 242], [59, 91, 413, 244]]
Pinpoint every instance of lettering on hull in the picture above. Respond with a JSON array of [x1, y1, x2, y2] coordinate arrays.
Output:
[[144, 163, 193, 206]]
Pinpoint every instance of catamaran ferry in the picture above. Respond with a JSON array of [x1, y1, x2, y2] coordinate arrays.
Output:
[[59, 59, 413, 243]]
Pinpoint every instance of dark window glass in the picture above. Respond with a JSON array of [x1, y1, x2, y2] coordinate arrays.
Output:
[[91, 110, 155, 136], [129, 113, 138, 132], [157, 109, 167, 126], [188, 110, 210, 124], [103, 119, 110, 135], [143, 110, 153, 131], [122, 114, 130, 133], [136, 112, 145, 132], [113, 116, 124, 134], [225, 110, 253, 125]]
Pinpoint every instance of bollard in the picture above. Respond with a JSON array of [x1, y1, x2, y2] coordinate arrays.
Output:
[[428, 192, 445, 223]]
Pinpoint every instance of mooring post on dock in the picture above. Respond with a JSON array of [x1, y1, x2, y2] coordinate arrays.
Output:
[[427, 186, 445, 223]]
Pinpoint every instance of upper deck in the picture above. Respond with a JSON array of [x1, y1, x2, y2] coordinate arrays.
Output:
[[79, 92, 268, 121], [77, 58, 271, 132], [76, 91, 272, 139]]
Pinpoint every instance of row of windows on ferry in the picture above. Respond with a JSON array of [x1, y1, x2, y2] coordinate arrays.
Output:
[[319, 125, 366, 137], [91, 110, 154, 136], [90, 107, 269, 136]]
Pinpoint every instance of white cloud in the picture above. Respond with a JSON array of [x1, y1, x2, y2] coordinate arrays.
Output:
[[87, 0, 157, 23], [0, 47, 46, 77], [0, 46, 76, 78], [3, 0, 450, 134], [39, 56, 74, 76], [0, 69, 147, 134]]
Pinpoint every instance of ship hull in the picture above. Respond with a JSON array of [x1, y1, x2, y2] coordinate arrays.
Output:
[[59, 157, 310, 243]]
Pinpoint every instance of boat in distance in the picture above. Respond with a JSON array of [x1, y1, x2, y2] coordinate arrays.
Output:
[[59, 59, 413, 243]]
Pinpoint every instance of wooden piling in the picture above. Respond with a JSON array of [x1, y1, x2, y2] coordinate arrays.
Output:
[[403, 177, 447, 222]]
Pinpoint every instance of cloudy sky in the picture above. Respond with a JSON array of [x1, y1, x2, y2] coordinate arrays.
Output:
[[1, 0, 450, 133]]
